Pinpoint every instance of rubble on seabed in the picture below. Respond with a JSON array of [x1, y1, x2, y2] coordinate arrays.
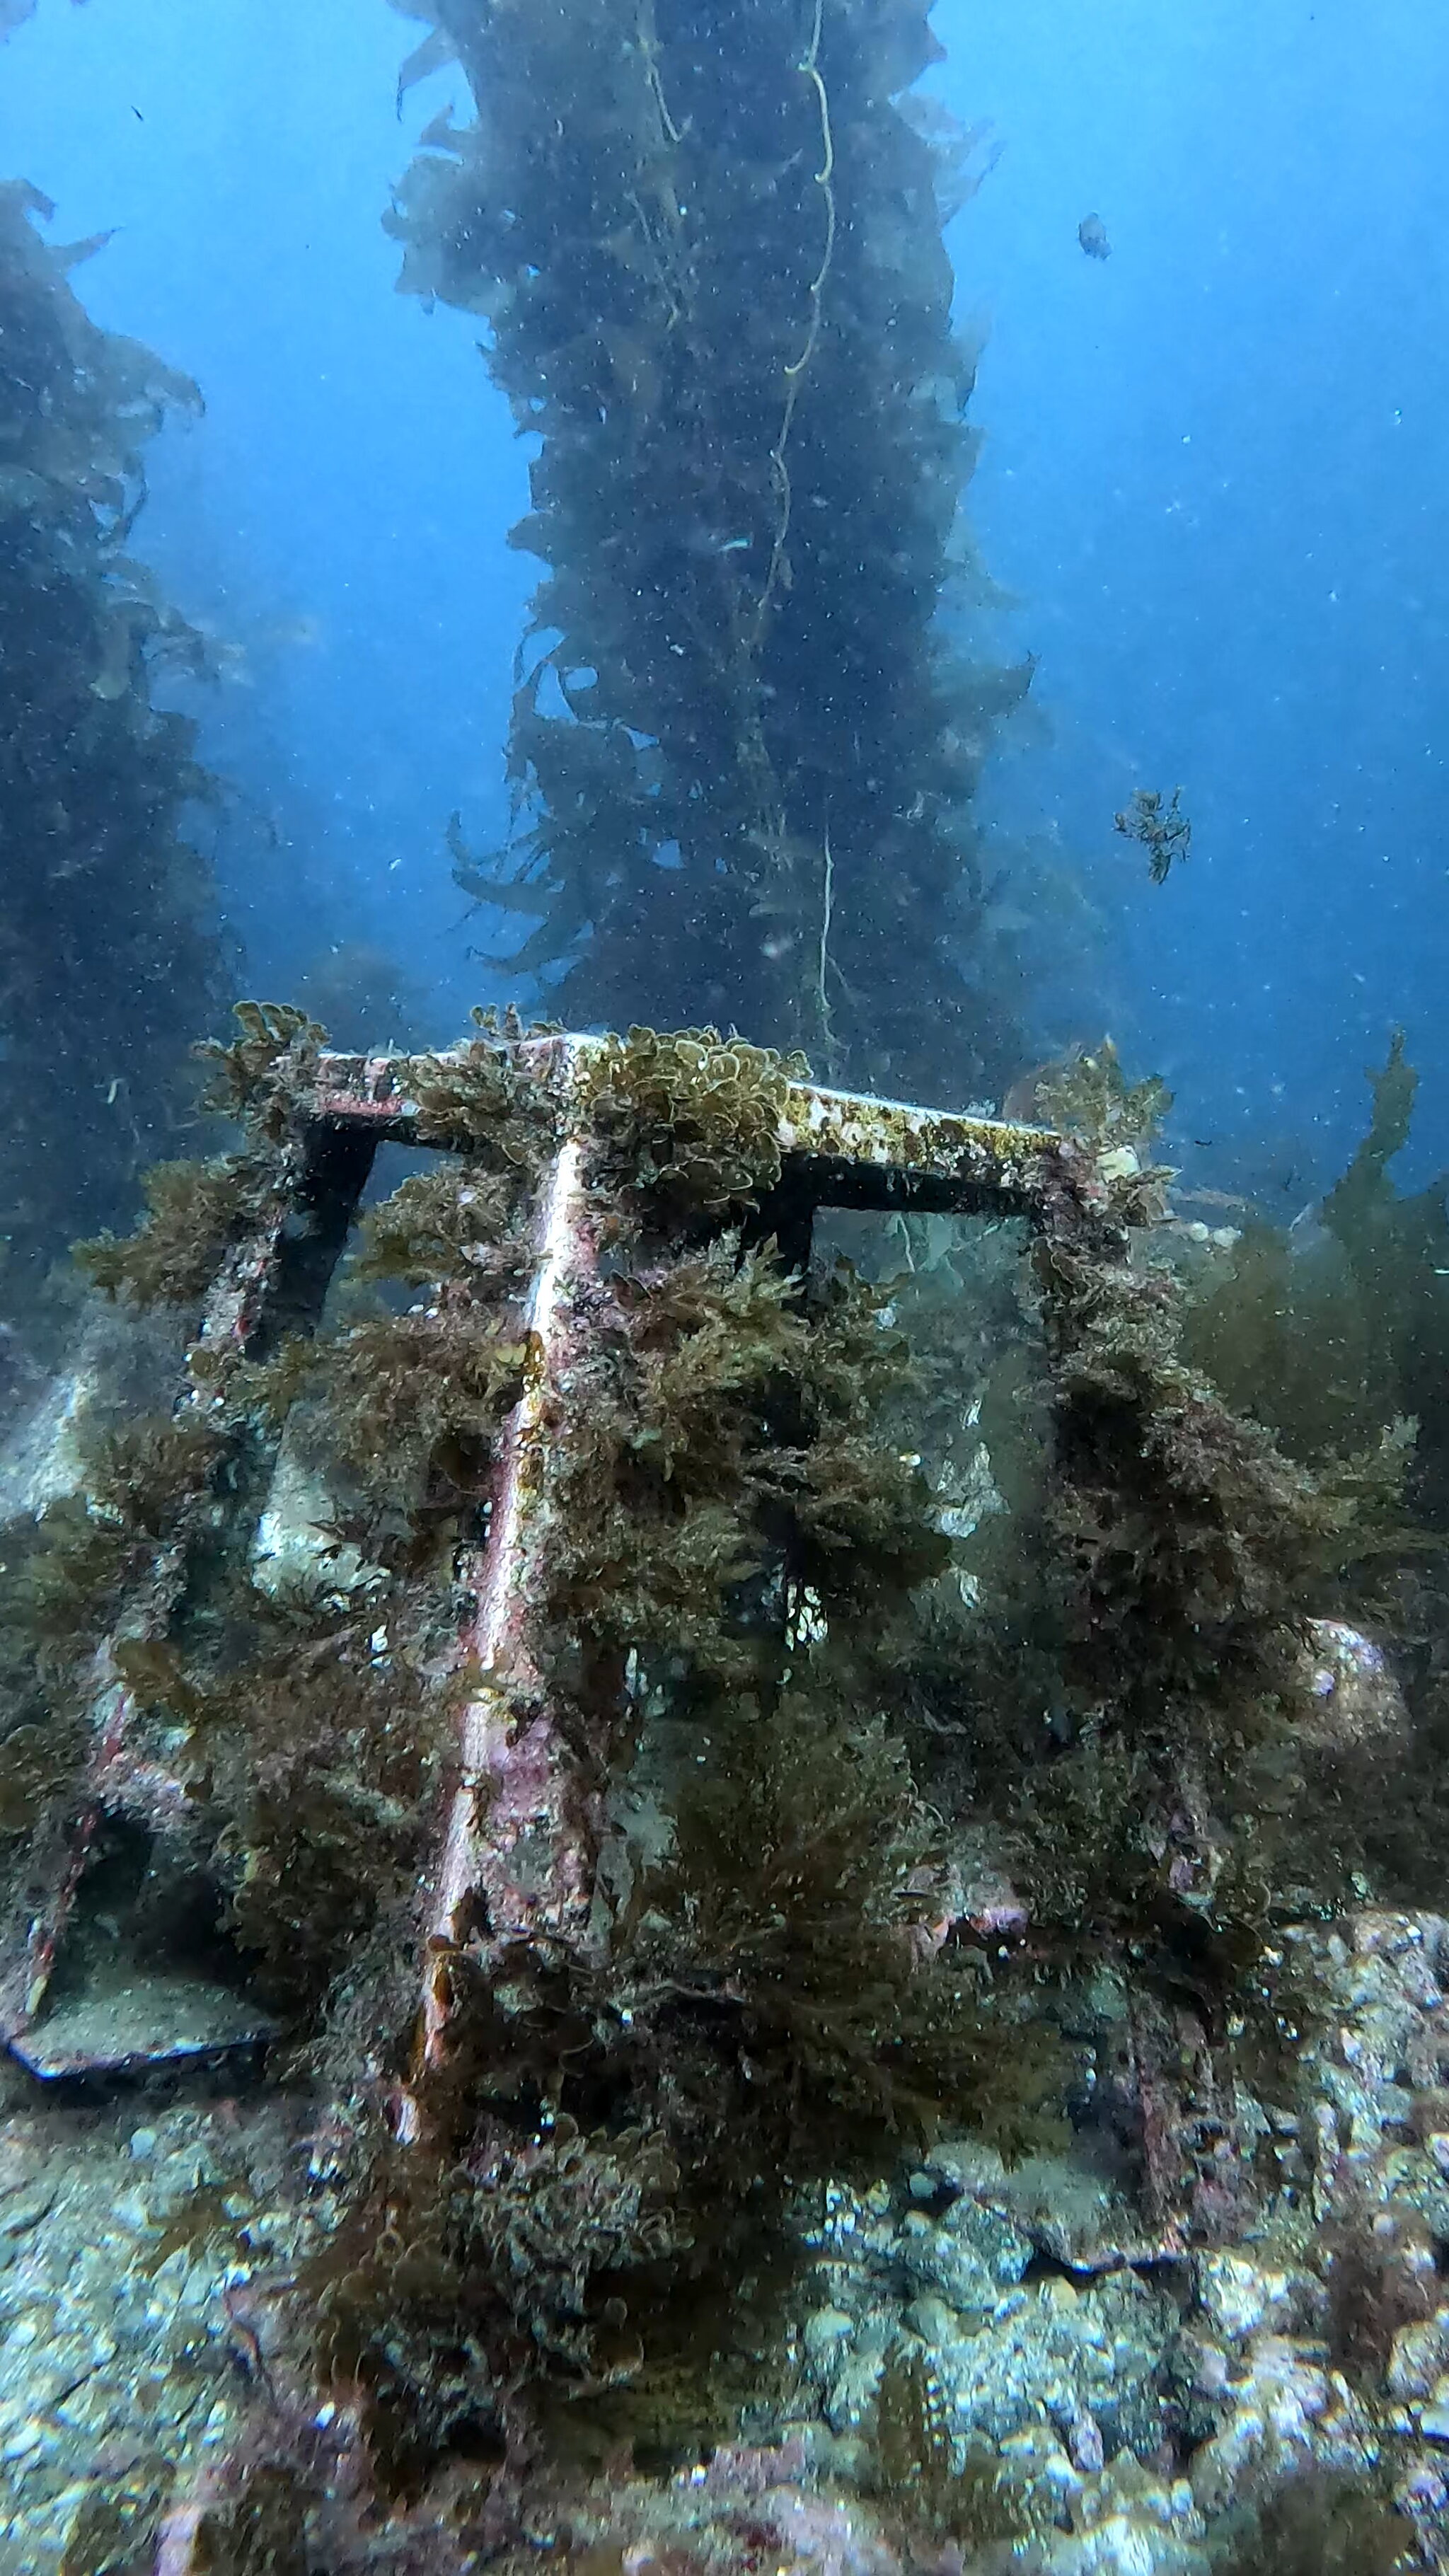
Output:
[[0, 1888, 1448, 2567]]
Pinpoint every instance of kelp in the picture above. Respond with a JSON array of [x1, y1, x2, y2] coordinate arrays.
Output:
[[1185, 1034, 1449, 1515], [388, 0, 1034, 1101], [0, 183, 226, 1327]]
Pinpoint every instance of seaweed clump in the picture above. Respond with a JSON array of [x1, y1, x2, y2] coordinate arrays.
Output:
[[1032, 1034, 1173, 1166], [582, 1024, 809, 1222], [1186, 1033, 1449, 1513], [290, 1035, 1029, 2491], [407, 1010, 561, 1169], [0, 1409, 222, 1852], [1114, 783, 1191, 884], [308, 1636, 1016, 2498], [536, 1228, 948, 1690], [267, 1307, 526, 1529], [185, 2468, 311, 2576], [112, 1604, 446, 2028], [235, 1027, 556, 1532], [75, 1155, 269, 1309], [1167, 1034, 1449, 1911], [73, 1001, 335, 1312], [615, 1689, 1050, 2169], [1210, 2470, 1419, 2576], [0, 181, 228, 1329], [197, 1000, 327, 1138], [1003, 1198, 1390, 2002]]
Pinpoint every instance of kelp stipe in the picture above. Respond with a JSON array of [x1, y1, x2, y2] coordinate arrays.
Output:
[[0, 185, 227, 1334], [388, 0, 1034, 1100]]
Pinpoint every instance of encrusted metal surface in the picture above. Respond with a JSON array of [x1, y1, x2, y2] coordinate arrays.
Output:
[[3, 1036, 1107, 2094], [0, 1159, 308, 2078], [313, 1038, 1078, 1215]]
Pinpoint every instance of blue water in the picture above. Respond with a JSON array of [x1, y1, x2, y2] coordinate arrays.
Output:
[[4, 0, 1447, 1191]]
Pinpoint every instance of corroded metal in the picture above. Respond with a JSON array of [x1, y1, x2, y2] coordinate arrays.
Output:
[[407, 1117, 603, 2130], [306, 1041, 1102, 2113], [0, 1157, 313, 2078], [312, 1036, 1078, 1218], [4, 1033, 1104, 2096]]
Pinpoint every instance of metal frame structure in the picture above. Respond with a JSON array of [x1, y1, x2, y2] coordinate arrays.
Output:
[[1, 1033, 1116, 2089]]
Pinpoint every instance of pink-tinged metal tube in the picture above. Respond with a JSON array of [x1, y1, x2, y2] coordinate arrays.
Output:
[[405, 1080, 604, 2128]]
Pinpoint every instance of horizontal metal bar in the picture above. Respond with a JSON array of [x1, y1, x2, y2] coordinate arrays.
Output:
[[308, 1041, 1079, 1218]]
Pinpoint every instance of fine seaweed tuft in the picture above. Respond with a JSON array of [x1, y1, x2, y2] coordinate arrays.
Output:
[[75, 1156, 270, 1308], [198, 1000, 328, 1134]]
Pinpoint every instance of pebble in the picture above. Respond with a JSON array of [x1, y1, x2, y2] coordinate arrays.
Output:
[[0, 2184, 54, 2241], [902, 2294, 959, 2346], [802, 2308, 853, 2365], [0, 2097, 307, 2563], [1388, 2310, 1449, 2399]]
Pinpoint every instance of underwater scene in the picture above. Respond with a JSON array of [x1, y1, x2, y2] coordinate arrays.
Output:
[[1, 0, 1449, 2568]]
